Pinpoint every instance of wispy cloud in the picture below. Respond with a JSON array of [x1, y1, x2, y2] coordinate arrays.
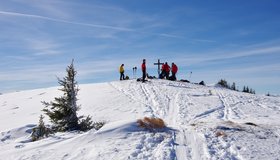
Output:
[[0, 64, 65, 82], [0, 11, 132, 31], [193, 39, 217, 43], [228, 46, 280, 58], [25, 38, 63, 56], [0, 10, 206, 40], [173, 43, 280, 67]]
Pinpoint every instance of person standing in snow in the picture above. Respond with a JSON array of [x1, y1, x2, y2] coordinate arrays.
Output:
[[141, 59, 146, 82], [119, 64, 125, 80], [170, 62, 178, 81], [163, 62, 170, 80], [160, 63, 166, 79]]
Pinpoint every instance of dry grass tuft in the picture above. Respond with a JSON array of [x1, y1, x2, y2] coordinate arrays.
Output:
[[215, 131, 227, 137], [137, 117, 166, 130]]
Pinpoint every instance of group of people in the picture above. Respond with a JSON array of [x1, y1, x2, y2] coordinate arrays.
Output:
[[119, 59, 178, 82], [159, 62, 178, 81]]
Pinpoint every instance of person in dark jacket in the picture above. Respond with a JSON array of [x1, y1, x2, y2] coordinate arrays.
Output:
[[141, 59, 146, 82]]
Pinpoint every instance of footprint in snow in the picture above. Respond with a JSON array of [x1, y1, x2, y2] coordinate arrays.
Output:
[[38, 92, 46, 96], [12, 107, 19, 110], [15, 144, 25, 149]]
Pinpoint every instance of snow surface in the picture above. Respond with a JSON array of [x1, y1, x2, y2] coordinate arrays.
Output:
[[0, 79, 280, 160]]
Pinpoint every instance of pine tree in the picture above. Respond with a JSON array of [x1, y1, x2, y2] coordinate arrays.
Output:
[[242, 86, 246, 92], [217, 79, 229, 88], [31, 115, 51, 141], [249, 88, 253, 94], [42, 60, 89, 131], [231, 82, 236, 91]]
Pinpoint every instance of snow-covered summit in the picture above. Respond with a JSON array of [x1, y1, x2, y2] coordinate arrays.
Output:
[[1, 79, 280, 160]]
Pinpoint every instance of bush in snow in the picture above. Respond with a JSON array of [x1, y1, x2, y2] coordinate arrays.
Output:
[[79, 116, 105, 131], [42, 60, 94, 132], [217, 79, 230, 89], [31, 115, 52, 141], [92, 121, 106, 130], [137, 117, 166, 130]]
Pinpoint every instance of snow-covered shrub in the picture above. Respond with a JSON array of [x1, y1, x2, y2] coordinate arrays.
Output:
[[79, 118, 105, 131], [31, 115, 52, 141], [137, 117, 166, 130], [79, 116, 103, 131], [92, 121, 106, 130]]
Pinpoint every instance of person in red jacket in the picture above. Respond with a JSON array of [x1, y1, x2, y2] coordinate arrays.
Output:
[[141, 59, 146, 82], [163, 62, 170, 79], [160, 63, 166, 79], [171, 62, 178, 81]]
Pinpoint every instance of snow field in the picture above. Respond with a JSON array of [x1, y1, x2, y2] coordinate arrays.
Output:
[[0, 79, 280, 159]]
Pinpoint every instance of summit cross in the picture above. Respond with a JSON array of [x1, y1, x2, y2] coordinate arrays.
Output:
[[154, 59, 164, 77]]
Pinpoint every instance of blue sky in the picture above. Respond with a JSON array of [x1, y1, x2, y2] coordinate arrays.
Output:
[[0, 0, 279, 94]]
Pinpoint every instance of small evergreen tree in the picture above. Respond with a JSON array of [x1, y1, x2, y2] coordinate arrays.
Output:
[[231, 82, 236, 91], [246, 86, 249, 93], [242, 86, 246, 92], [43, 60, 93, 132], [217, 79, 229, 88], [31, 115, 51, 141]]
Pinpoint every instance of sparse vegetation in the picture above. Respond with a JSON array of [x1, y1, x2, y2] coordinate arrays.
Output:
[[217, 79, 230, 88], [217, 79, 255, 94], [31, 115, 52, 141], [231, 82, 236, 91], [242, 85, 255, 94], [215, 131, 227, 137], [137, 117, 166, 130], [92, 121, 106, 130]]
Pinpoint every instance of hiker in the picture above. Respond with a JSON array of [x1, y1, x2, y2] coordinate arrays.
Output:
[[119, 64, 125, 80], [163, 62, 170, 79], [141, 59, 146, 82], [170, 62, 178, 81], [159, 63, 166, 79]]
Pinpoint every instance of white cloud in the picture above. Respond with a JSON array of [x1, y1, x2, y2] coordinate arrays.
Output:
[[0, 10, 202, 40], [25, 38, 63, 56], [172, 43, 280, 67]]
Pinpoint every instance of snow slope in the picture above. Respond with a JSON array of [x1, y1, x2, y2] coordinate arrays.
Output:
[[0, 79, 280, 160]]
